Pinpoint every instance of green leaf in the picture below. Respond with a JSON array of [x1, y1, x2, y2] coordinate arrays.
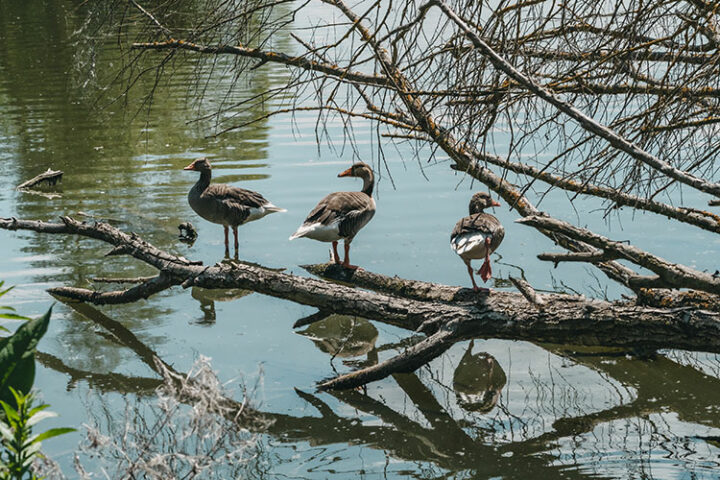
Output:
[[30, 427, 76, 444], [9, 387, 26, 408], [27, 409, 56, 427], [0, 307, 51, 403], [0, 313, 30, 321], [27, 403, 49, 418], [0, 400, 19, 423]]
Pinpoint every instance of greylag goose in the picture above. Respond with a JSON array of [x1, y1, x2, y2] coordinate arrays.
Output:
[[289, 162, 376, 269], [450, 192, 504, 291], [183, 158, 285, 257]]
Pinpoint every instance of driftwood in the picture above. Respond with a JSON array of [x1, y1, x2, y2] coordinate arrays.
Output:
[[3, 215, 720, 390], [16, 168, 63, 190]]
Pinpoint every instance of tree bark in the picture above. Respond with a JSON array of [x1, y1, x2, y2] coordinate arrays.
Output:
[[3, 215, 720, 389]]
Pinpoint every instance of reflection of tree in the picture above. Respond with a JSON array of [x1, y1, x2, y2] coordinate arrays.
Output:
[[542, 345, 720, 434], [40, 298, 616, 478]]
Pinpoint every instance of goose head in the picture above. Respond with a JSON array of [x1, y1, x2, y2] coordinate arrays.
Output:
[[338, 162, 375, 195], [183, 158, 212, 172], [469, 192, 500, 214]]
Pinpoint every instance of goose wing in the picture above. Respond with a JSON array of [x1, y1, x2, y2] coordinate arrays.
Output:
[[291, 191, 375, 240], [450, 213, 504, 255], [203, 185, 270, 224], [303, 191, 373, 225]]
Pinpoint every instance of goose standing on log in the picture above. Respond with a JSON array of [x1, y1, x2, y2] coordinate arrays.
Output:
[[450, 192, 504, 292], [184, 158, 285, 257], [290, 162, 376, 269]]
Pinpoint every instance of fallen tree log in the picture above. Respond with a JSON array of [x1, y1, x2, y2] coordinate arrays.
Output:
[[2, 215, 720, 390], [16, 168, 63, 190]]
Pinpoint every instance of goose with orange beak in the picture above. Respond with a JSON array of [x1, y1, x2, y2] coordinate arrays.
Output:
[[290, 162, 376, 269], [184, 158, 285, 257], [451, 192, 504, 292]]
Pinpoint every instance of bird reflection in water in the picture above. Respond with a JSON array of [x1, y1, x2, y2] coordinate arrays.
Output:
[[298, 315, 379, 360], [453, 340, 507, 413], [190, 287, 252, 324]]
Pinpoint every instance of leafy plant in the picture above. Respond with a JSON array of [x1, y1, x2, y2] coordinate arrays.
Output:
[[0, 388, 74, 480], [0, 282, 74, 478], [0, 282, 30, 330], [0, 307, 51, 405]]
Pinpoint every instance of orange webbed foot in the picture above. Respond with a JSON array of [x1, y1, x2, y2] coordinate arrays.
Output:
[[478, 259, 492, 283]]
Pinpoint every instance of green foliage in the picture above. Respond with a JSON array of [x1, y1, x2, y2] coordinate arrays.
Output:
[[0, 388, 74, 480], [0, 282, 30, 331], [0, 284, 73, 478], [0, 308, 51, 405]]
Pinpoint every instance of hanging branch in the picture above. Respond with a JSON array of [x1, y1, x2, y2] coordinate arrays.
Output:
[[434, 0, 720, 198]]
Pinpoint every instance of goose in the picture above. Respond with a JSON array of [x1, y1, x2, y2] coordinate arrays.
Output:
[[450, 192, 504, 291], [183, 158, 285, 257], [290, 162, 376, 269]]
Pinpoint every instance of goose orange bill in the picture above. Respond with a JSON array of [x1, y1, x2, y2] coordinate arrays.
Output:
[[490, 200, 501, 207], [338, 166, 353, 177], [183, 160, 197, 170]]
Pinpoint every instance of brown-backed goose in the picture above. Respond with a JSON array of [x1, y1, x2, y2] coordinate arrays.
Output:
[[290, 162, 376, 269], [450, 192, 504, 291], [183, 158, 285, 257]]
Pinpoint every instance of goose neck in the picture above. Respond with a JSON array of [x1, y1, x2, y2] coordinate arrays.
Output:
[[195, 169, 211, 190], [361, 172, 374, 197]]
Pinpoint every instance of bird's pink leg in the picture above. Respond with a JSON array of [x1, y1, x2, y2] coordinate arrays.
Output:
[[466, 261, 479, 292], [223, 225, 230, 257], [465, 259, 488, 293], [331, 241, 341, 264], [478, 237, 493, 283], [342, 241, 358, 270], [232, 226, 239, 257]]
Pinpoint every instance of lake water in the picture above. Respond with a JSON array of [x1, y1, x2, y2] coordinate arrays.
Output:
[[1, 1, 720, 478]]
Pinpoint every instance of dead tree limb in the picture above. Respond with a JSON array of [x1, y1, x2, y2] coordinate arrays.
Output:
[[302, 263, 478, 303], [508, 276, 545, 307], [537, 251, 618, 264], [318, 326, 457, 390], [518, 215, 720, 295], [3, 216, 720, 389], [16, 168, 63, 190], [92, 275, 158, 284], [131, 40, 391, 88]]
